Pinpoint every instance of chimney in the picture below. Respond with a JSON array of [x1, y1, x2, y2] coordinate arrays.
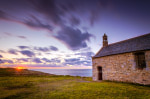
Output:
[[103, 33, 108, 47]]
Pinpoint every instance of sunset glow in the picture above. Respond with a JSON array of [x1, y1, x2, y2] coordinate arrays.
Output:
[[0, 0, 150, 69], [16, 66, 26, 70]]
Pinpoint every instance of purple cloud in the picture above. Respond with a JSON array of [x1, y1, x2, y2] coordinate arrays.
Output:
[[42, 58, 51, 62], [23, 15, 53, 31], [0, 10, 10, 20], [8, 49, 18, 55], [0, 55, 3, 58], [33, 58, 42, 63], [17, 58, 29, 62], [54, 26, 93, 50], [31, 0, 102, 26], [49, 46, 58, 51], [0, 50, 5, 53], [0, 0, 100, 50], [34, 47, 50, 52], [0, 59, 3, 63], [17, 36, 27, 39], [20, 50, 35, 57], [64, 58, 91, 66], [2, 59, 13, 64], [70, 16, 80, 26], [75, 52, 95, 57], [18, 46, 30, 49], [50, 58, 61, 63]]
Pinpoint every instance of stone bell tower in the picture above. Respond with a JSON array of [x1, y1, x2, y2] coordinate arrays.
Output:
[[103, 33, 108, 47]]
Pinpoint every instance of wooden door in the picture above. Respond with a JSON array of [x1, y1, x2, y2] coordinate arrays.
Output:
[[98, 67, 102, 80]]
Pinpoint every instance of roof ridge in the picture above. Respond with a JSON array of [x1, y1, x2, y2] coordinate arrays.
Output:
[[93, 32, 150, 58], [108, 33, 150, 46]]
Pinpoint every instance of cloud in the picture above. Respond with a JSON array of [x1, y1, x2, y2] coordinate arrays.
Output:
[[23, 15, 53, 31], [49, 46, 58, 51], [8, 49, 18, 55], [42, 58, 51, 62], [0, 0, 105, 29], [0, 10, 10, 20], [0, 55, 3, 58], [0, 0, 102, 51], [75, 51, 95, 57], [64, 58, 91, 66], [33, 58, 42, 63], [31, 0, 102, 26], [3, 32, 13, 36], [18, 46, 30, 49], [1, 59, 13, 64], [70, 16, 80, 26], [17, 58, 29, 62], [34, 47, 50, 52], [17, 36, 27, 39], [20, 50, 35, 57], [31, 0, 63, 25], [50, 58, 61, 63], [65, 58, 80, 63], [0, 59, 3, 63], [0, 50, 5, 53], [54, 26, 93, 50], [3, 32, 28, 40], [34, 46, 58, 52]]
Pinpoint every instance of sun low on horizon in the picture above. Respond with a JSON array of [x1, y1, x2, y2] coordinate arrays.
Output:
[[0, 0, 150, 69]]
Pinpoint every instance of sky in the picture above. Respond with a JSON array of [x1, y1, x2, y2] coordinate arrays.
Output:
[[0, 0, 150, 69]]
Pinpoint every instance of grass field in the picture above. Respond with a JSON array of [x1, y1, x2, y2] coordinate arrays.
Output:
[[0, 68, 150, 99]]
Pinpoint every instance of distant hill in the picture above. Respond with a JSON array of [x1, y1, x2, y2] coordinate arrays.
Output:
[[0, 68, 53, 76]]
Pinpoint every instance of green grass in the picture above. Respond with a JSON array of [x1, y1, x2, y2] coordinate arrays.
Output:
[[0, 68, 150, 99]]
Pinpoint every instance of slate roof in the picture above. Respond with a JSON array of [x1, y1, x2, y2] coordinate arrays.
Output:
[[93, 33, 150, 58]]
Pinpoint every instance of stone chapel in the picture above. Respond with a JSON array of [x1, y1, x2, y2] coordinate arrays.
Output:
[[92, 33, 150, 85]]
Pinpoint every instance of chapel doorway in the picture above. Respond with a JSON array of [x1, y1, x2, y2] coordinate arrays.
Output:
[[98, 67, 102, 80]]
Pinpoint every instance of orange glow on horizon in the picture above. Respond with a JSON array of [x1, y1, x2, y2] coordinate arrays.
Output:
[[16, 66, 26, 70]]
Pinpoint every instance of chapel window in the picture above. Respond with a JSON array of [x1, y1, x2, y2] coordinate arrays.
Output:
[[135, 52, 146, 69]]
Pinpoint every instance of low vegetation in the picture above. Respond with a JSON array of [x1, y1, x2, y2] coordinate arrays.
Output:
[[0, 68, 150, 99]]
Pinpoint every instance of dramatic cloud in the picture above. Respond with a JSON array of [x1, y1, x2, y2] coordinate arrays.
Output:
[[31, 0, 102, 26], [54, 26, 93, 50], [0, 0, 100, 50], [8, 49, 18, 55], [23, 15, 53, 31], [20, 50, 35, 57], [0, 55, 3, 58], [70, 16, 80, 26], [0, 10, 11, 20], [49, 46, 58, 51], [18, 46, 30, 49]]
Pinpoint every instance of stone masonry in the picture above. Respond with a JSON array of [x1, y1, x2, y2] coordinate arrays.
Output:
[[92, 51, 150, 85]]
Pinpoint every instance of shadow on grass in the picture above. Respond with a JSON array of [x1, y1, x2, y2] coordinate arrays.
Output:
[[2, 91, 32, 99], [5, 82, 34, 90]]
